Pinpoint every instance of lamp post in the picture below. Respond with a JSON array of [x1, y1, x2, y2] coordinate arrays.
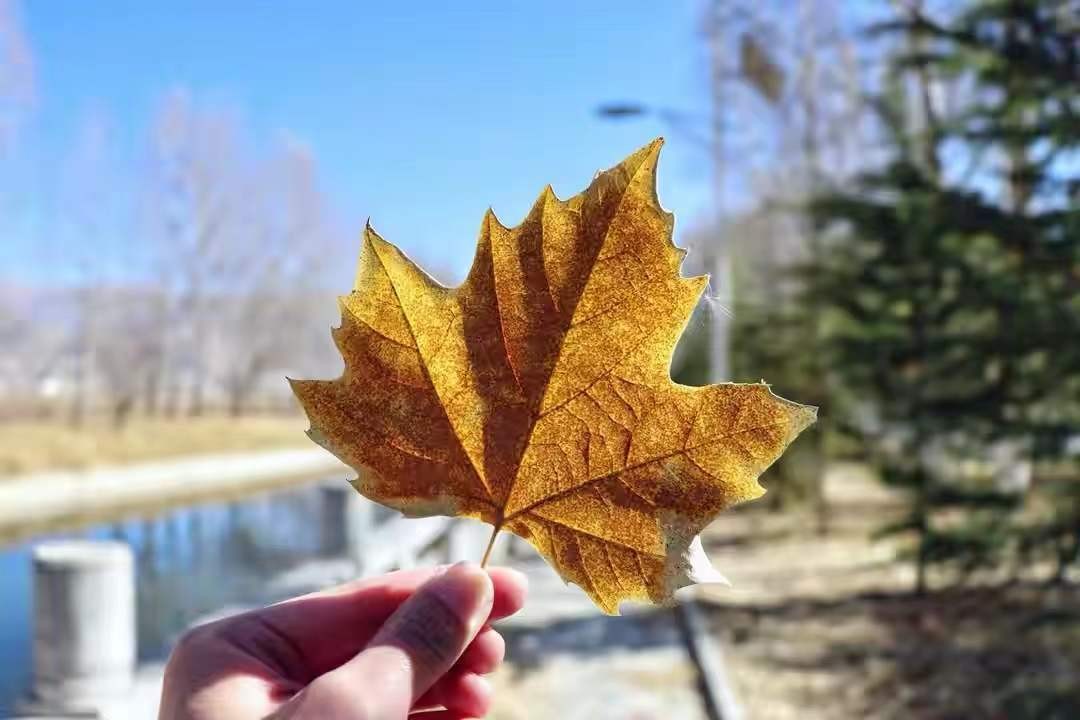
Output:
[[596, 25, 733, 384]]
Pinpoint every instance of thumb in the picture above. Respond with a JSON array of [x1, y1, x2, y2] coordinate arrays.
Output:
[[290, 563, 494, 720]]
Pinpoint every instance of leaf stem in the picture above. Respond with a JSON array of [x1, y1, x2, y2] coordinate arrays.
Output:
[[480, 524, 501, 568]]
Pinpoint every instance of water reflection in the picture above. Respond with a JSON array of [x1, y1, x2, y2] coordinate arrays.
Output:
[[0, 480, 334, 716]]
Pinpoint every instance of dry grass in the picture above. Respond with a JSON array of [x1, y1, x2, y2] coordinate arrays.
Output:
[[0, 414, 311, 477]]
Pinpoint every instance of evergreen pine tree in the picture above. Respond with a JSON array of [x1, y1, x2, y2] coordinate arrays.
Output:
[[802, 0, 1077, 592]]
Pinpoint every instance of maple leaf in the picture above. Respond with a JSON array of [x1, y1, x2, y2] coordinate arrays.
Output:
[[290, 139, 815, 613]]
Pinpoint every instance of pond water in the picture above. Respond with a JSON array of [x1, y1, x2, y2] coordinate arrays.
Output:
[[0, 480, 333, 716]]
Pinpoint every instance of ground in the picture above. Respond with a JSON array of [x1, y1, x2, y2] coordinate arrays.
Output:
[[0, 415, 310, 477], [698, 463, 1080, 720], [486, 555, 711, 720], [491, 616, 707, 720], [483, 463, 1080, 719]]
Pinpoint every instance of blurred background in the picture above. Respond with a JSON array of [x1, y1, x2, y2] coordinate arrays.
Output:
[[0, 1, 1077, 718]]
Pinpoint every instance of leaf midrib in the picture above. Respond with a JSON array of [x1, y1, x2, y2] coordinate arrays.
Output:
[[367, 236, 494, 502], [498, 159, 651, 518]]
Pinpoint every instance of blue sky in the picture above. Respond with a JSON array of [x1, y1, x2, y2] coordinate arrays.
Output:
[[4, 0, 720, 285]]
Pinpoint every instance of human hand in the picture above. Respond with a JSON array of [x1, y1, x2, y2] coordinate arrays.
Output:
[[158, 563, 528, 720]]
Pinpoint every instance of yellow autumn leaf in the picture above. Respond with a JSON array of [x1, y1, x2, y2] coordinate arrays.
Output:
[[291, 139, 815, 614]]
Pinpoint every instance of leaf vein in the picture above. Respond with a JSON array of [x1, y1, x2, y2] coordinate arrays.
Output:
[[527, 513, 665, 560], [368, 240, 492, 501], [505, 418, 792, 522]]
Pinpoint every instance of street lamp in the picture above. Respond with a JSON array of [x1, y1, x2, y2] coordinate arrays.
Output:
[[595, 102, 649, 119], [595, 103, 713, 151], [595, 100, 733, 382]]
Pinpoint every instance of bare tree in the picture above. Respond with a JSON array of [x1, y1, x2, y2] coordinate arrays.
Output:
[[61, 113, 115, 426], [93, 287, 164, 428], [0, 0, 33, 156], [142, 92, 343, 418], [216, 138, 338, 416], [143, 89, 245, 416], [681, 0, 896, 524], [0, 284, 67, 418]]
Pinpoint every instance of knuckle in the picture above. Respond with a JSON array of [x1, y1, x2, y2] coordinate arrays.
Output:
[[168, 623, 216, 667]]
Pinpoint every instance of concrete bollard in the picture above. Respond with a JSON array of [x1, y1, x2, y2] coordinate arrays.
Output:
[[29, 540, 135, 714], [319, 482, 372, 570]]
